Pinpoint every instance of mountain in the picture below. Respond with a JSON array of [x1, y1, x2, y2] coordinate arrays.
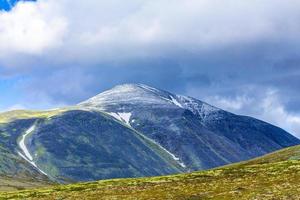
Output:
[[2, 144, 300, 199], [0, 83, 299, 184], [0, 109, 184, 184], [79, 84, 300, 170]]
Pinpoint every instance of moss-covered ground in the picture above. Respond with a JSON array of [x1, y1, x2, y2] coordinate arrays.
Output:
[[1, 145, 300, 199]]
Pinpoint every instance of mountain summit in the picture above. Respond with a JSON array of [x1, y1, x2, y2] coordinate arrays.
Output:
[[0, 83, 299, 184], [78, 83, 300, 171], [79, 83, 191, 107], [80, 83, 220, 118]]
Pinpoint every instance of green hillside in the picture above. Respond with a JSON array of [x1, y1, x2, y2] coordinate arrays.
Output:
[[0, 109, 68, 123], [0, 110, 59, 191], [1, 144, 300, 199], [0, 109, 184, 185]]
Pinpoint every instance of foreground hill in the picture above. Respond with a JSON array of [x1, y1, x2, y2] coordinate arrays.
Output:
[[0, 176, 51, 192], [0, 84, 299, 183], [1, 144, 300, 199]]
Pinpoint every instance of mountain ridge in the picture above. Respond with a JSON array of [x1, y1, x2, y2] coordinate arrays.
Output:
[[78, 83, 300, 170], [0, 83, 299, 184], [79, 83, 220, 113]]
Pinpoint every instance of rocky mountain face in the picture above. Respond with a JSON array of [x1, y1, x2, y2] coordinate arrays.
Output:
[[79, 84, 300, 170], [0, 84, 299, 183]]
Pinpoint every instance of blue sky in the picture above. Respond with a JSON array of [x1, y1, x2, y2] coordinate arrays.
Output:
[[1, 0, 300, 137], [0, 0, 12, 10], [0, 0, 34, 11]]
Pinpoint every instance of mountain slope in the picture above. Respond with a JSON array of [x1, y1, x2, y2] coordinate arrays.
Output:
[[0, 114, 55, 191], [80, 84, 300, 170], [2, 144, 300, 199], [0, 83, 299, 184], [0, 109, 184, 184]]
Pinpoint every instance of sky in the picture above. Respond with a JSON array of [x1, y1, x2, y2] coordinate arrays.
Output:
[[1, 0, 300, 137]]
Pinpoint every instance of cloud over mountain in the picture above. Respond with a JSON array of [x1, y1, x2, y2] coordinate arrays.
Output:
[[1, 0, 300, 136]]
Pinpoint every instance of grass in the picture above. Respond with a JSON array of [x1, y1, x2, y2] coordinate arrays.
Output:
[[0, 177, 52, 192], [0, 109, 68, 124], [1, 145, 300, 199]]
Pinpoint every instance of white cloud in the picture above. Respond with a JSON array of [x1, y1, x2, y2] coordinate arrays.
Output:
[[3, 104, 26, 111], [205, 95, 254, 111], [1, 0, 300, 139], [0, 0, 67, 56], [259, 90, 300, 137], [1, 0, 300, 64], [206, 89, 300, 137]]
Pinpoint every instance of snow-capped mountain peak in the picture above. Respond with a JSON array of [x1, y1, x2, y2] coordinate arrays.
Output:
[[79, 83, 220, 118], [79, 83, 179, 108]]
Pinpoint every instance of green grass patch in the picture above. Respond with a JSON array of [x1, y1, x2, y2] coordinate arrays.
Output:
[[2, 145, 300, 199]]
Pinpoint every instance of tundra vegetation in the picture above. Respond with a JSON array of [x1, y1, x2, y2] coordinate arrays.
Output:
[[1, 144, 300, 199]]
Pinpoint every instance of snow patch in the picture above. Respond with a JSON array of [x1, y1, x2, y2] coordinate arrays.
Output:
[[107, 110, 186, 168], [138, 84, 160, 93], [18, 125, 49, 176], [108, 112, 132, 126], [166, 151, 186, 168], [142, 136, 186, 168], [170, 95, 183, 108], [201, 103, 218, 115], [19, 125, 35, 161], [107, 112, 122, 121], [160, 96, 172, 102], [178, 95, 219, 118], [18, 152, 48, 176], [118, 112, 132, 125]]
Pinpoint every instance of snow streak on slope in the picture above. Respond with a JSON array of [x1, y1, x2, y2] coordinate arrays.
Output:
[[118, 113, 132, 125], [143, 135, 186, 168], [177, 95, 220, 118], [18, 125, 48, 176], [138, 84, 160, 93], [106, 110, 186, 168], [107, 112, 132, 126], [137, 84, 183, 108], [19, 125, 35, 160], [170, 95, 183, 108]]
